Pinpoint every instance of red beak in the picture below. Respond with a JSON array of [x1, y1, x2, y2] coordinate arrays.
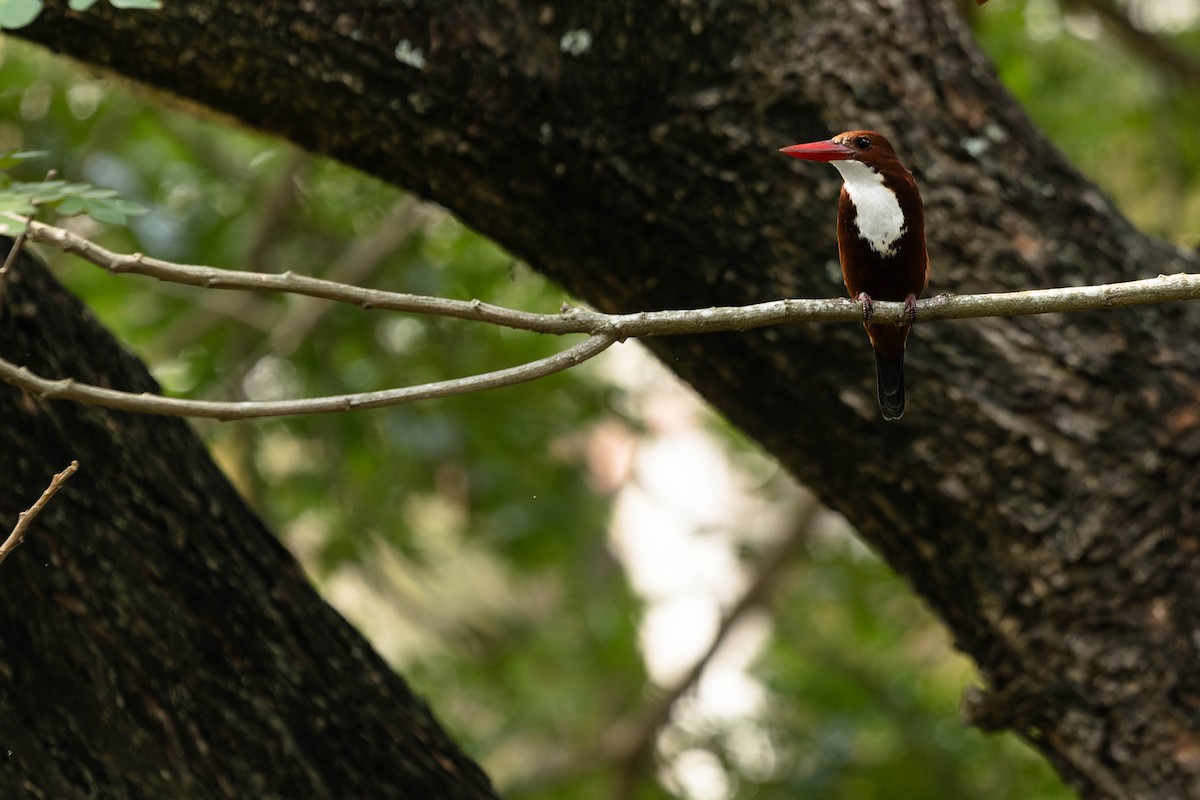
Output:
[[779, 140, 855, 162]]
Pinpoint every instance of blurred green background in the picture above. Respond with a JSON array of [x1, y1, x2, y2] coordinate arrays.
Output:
[[1, 2, 1196, 797]]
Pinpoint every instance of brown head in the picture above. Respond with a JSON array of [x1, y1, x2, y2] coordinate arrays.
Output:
[[779, 130, 907, 171]]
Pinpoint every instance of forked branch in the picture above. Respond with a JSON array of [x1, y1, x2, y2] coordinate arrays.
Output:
[[4, 219, 1200, 421]]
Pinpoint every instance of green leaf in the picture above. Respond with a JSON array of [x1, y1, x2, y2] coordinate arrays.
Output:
[[0, 0, 43, 30], [55, 195, 86, 216], [0, 193, 34, 217], [105, 197, 148, 216], [70, 0, 162, 11], [73, 196, 147, 225], [0, 148, 48, 170], [81, 186, 119, 200], [82, 197, 133, 224], [0, 175, 147, 226], [14, 179, 70, 203]]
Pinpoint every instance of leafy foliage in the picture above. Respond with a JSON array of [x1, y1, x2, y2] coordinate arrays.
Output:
[[0, 0, 41, 30], [0, 151, 147, 230], [71, 0, 162, 9], [0, 0, 160, 30]]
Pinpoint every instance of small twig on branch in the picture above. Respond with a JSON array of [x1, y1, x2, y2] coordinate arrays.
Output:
[[0, 333, 619, 420], [0, 211, 37, 312], [0, 460, 79, 567]]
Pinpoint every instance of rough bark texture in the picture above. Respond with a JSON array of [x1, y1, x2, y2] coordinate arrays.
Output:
[[7, 1, 1200, 798], [0, 249, 498, 798]]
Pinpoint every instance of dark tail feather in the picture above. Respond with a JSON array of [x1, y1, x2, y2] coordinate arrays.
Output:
[[874, 349, 905, 421]]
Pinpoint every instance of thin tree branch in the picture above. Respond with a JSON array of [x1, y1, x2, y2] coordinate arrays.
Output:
[[1062, 0, 1200, 87], [506, 495, 822, 798], [10, 217, 1200, 421], [0, 211, 37, 313], [19, 217, 1200, 332], [0, 460, 80, 567], [0, 333, 618, 420], [159, 148, 307, 344], [213, 196, 428, 396], [644, 498, 819, 739], [263, 198, 428, 355], [21, 216, 589, 333], [609, 496, 821, 799]]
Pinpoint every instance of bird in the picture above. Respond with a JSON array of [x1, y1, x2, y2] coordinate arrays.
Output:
[[780, 130, 930, 420]]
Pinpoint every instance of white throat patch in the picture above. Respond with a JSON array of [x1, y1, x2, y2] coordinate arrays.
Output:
[[831, 160, 906, 257]]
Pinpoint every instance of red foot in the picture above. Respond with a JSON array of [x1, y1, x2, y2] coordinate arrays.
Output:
[[904, 294, 918, 325]]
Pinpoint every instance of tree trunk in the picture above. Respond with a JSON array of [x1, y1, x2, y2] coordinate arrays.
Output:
[[9, 1, 1200, 797], [0, 247, 499, 798]]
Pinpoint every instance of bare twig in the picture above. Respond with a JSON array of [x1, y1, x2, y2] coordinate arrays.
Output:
[[0, 460, 80, 567], [243, 150, 308, 270], [506, 496, 822, 798], [648, 498, 818, 725], [1063, 0, 1200, 87], [19, 217, 1200, 332], [265, 198, 427, 354], [0, 333, 619, 420], [155, 152, 309, 353], [609, 497, 820, 799], [9, 216, 1200, 421], [21, 217, 590, 333], [0, 211, 37, 312], [212, 196, 428, 396]]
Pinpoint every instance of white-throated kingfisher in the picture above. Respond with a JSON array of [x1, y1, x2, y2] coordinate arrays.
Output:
[[780, 130, 930, 420]]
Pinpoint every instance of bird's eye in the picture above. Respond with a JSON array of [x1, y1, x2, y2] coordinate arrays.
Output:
[[855, 136, 872, 150]]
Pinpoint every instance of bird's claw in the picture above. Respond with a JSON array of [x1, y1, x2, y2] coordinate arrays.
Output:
[[904, 294, 918, 325], [857, 292, 873, 323]]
